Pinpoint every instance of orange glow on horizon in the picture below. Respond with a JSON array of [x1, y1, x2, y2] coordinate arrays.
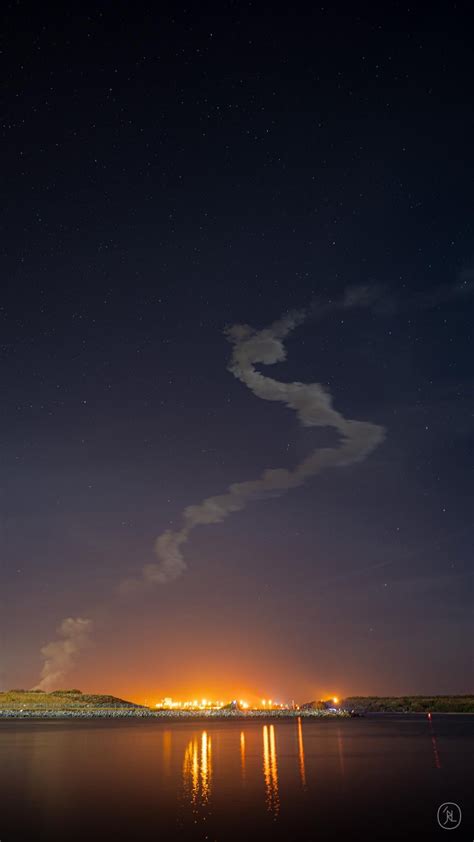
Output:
[[152, 693, 291, 711], [76, 681, 353, 710]]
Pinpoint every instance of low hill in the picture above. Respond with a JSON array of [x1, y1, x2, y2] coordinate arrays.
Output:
[[0, 689, 143, 711]]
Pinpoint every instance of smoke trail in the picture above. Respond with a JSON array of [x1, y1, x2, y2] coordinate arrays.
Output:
[[33, 617, 93, 692], [36, 281, 472, 682], [35, 299, 385, 683], [123, 307, 385, 590]]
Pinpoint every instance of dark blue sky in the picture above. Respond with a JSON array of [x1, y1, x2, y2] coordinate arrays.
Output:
[[1, 2, 473, 701]]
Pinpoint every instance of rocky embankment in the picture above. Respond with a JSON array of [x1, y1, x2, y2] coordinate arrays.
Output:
[[0, 708, 349, 719]]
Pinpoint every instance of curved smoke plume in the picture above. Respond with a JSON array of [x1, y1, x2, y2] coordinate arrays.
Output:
[[33, 617, 93, 692], [37, 299, 385, 685], [129, 307, 385, 589], [37, 283, 471, 683]]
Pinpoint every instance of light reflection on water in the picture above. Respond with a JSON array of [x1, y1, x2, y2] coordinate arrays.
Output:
[[240, 730, 246, 782], [182, 721, 295, 821], [1, 715, 471, 841], [428, 717, 442, 769], [297, 716, 307, 789], [183, 730, 212, 807], [262, 724, 280, 816]]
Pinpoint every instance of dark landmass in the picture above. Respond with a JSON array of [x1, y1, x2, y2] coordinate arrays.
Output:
[[303, 696, 474, 713], [343, 696, 474, 713], [3, 691, 472, 719], [0, 690, 346, 719], [0, 689, 143, 713]]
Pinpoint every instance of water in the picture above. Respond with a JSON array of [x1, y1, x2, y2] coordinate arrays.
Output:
[[1, 715, 472, 841]]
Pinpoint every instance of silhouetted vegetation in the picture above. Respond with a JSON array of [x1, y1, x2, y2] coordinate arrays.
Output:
[[341, 696, 474, 713], [0, 690, 141, 710]]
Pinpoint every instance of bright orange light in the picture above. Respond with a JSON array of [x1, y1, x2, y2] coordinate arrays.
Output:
[[154, 693, 285, 712], [333, 696, 339, 705], [156, 697, 227, 710]]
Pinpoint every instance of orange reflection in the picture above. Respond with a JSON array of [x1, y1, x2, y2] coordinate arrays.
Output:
[[183, 731, 212, 807], [428, 718, 441, 769], [337, 729, 345, 777], [296, 717, 307, 789], [240, 731, 246, 782], [162, 730, 172, 775], [263, 724, 279, 817], [201, 731, 211, 801]]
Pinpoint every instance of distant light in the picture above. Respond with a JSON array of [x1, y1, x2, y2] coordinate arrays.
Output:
[[333, 696, 339, 705]]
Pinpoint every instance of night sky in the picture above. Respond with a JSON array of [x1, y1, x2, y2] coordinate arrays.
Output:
[[1, 3, 473, 703]]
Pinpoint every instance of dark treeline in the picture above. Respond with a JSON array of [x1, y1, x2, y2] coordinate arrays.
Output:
[[341, 696, 474, 713]]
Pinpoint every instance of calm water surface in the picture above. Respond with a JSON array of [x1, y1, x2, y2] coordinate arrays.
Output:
[[1, 715, 473, 841]]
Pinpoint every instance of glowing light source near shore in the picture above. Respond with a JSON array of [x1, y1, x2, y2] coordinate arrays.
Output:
[[155, 695, 289, 711], [155, 697, 226, 710]]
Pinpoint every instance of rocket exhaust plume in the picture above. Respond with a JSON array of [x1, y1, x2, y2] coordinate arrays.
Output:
[[125, 307, 385, 590], [37, 282, 471, 681], [33, 617, 93, 692], [37, 298, 385, 684]]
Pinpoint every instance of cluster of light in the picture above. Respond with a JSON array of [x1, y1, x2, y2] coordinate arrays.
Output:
[[155, 697, 226, 710], [260, 699, 289, 710], [155, 697, 253, 711], [155, 695, 296, 711]]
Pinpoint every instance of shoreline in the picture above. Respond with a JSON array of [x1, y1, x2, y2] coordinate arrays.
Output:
[[0, 709, 347, 720], [2, 709, 473, 721]]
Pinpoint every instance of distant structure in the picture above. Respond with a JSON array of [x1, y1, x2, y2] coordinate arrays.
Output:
[[154, 697, 250, 711], [221, 700, 240, 711]]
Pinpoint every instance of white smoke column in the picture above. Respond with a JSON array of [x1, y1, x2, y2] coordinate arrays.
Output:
[[133, 309, 385, 588], [34, 617, 93, 692]]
